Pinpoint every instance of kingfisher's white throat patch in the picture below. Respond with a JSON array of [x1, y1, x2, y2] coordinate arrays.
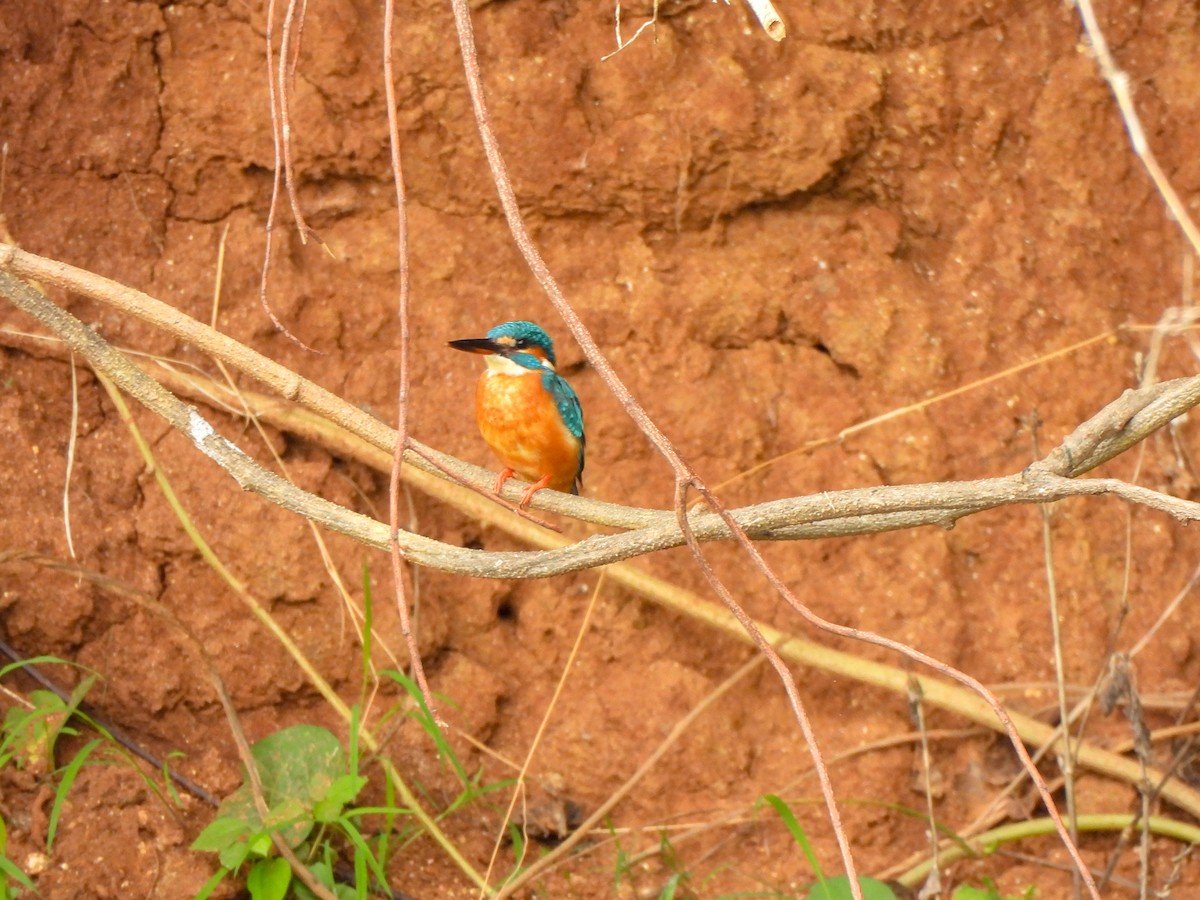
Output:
[[484, 354, 554, 376]]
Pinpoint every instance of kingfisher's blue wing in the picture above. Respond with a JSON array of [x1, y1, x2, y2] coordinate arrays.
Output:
[[542, 370, 585, 492]]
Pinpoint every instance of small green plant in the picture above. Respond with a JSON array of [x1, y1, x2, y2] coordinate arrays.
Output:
[[761, 794, 897, 900], [193, 667, 512, 899], [605, 825, 699, 900], [191, 723, 374, 900], [0, 662, 96, 780], [0, 815, 37, 899], [951, 879, 1034, 900], [653, 830, 694, 899], [803, 877, 896, 900], [0, 657, 188, 897], [193, 565, 514, 898]]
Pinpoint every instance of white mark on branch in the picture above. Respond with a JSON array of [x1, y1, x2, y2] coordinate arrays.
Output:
[[187, 407, 249, 465], [188, 408, 215, 447]]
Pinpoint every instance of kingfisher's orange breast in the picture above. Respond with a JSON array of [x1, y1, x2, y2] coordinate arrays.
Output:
[[475, 371, 581, 493]]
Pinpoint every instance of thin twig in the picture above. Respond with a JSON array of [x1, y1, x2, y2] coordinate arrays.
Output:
[[259, 0, 319, 351], [1073, 0, 1200, 257], [405, 441, 563, 530], [63, 353, 78, 558], [447, 0, 861, 885], [381, 0, 438, 724], [483, 575, 608, 897], [906, 679, 941, 897], [278, 0, 313, 244], [492, 653, 765, 899], [672, 479, 861, 890], [601, 0, 658, 62], [1032, 419, 1080, 898], [1049, 546, 1084, 892]]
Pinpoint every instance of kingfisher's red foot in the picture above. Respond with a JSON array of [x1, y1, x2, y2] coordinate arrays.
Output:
[[517, 474, 553, 509], [492, 468, 515, 495]]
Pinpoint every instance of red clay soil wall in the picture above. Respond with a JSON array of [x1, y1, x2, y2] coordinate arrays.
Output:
[[2, 0, 1200, 896]]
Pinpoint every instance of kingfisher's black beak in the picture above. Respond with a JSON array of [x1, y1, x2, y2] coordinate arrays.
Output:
[[448, 337, 504, 355]]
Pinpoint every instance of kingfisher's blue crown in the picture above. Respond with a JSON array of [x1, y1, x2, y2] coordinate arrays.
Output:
[[487, 320, 557, 367]]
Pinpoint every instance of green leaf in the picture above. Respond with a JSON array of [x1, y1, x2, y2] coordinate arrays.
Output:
[[360, 564, 374, 695], [3, 692, 62, 772], [251, 725, 346, 808], [352, 839, 368, 900], [0, 656, 75, 681], [313, 774, 367, 823], [246, 857, 292, 900], [218, 838, 252, 871], [380, 670, 468, 785], [247, 829, 275, 859], [293, 860, 336, 900], [347, 704, 362, 788], [213, 784, 313, 850], [806, 875, 897, 900], [952, 880, 1033, 900], [192, 815, 253, 852]]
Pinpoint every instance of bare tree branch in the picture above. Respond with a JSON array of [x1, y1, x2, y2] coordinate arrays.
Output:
[[7, 267, 1200, 833], [5, 265, 1200, 585]]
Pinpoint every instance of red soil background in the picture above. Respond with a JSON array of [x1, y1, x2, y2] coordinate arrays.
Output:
[[2, 0, 1200, 896]]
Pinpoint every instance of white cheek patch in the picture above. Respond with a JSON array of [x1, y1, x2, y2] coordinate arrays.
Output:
[[484, 354, 552, 375], [483, 355, 532, 376]]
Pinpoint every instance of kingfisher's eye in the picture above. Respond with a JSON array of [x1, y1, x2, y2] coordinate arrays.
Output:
[[514, 338, 528, 349]]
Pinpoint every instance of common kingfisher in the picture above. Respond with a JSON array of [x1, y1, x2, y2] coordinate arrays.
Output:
[[449, 320, 585, 507]]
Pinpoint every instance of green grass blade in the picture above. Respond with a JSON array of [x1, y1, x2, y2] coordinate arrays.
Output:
[[47, 738, 102, 850], [360, 563, 374, 696], [0, 854, 37, 895], [377, 770, 397, 872], [761, 794, 825, 884], [805, 875, 897, 899], [191, 866, 231, 900], [0, 656, 75, 680], [337, 815, 390, 890], [379, 670, 469, 785], [0, 815, 37, 896]]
